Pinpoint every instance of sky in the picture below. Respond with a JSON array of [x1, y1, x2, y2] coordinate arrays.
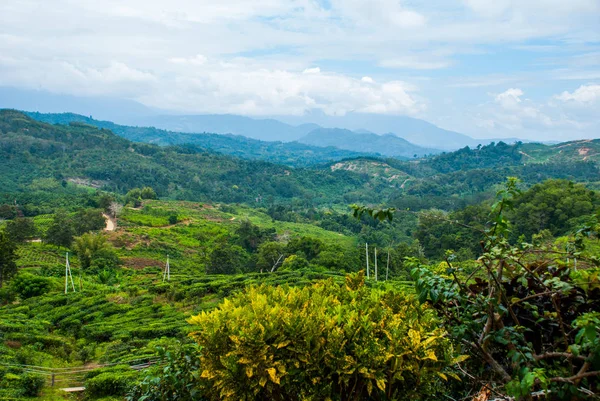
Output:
[[0, 0, 599, 141]]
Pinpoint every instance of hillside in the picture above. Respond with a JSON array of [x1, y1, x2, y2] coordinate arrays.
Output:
[[298, 128, 439, 157], [279, 111, 483, 150], [0, 110, 400, 208], [25, 112, 376, 167], [133, 114, 316, 142]]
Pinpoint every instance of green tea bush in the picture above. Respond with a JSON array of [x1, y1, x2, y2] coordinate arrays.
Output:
[[86, 371, 137, 397], [10, 273, 51, 299], [19, 373, 45, 397]]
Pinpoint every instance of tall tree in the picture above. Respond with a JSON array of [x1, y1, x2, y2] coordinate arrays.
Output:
[[44, 211, 75, 248], [4, 217, 36, 243], [0, 231, 17, 288]]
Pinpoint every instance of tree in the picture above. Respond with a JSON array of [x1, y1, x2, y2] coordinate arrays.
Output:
[[73, 209, 106, 235], [256, 241, 286, 273], [140, 187, 157, 200], [72, 233, 116, 270], [44, 212, 75, 248], [285, 236, 323, 261], [4, 217, 36, 243], [0, 231, 17, 288], [206, 245, 248, 275], [235, 220, 275, 253], [411, 178, 600, 399], [280, 254, 309, 271]]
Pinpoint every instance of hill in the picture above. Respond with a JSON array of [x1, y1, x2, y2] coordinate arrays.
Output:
[[133, 113, 316, 142], [0, 110, 399, 208], [25, 112, 377, 167], [277, 110, 483, 150], [298, 128, 439, 158]]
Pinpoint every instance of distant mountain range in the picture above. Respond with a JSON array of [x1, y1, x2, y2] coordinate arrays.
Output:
[[135, 114, 320, 143], [298, 128, 439, 157], [24, 112, 379, 167], [0, 86, 520, 151]]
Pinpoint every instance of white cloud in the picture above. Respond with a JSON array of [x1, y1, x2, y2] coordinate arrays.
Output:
[[169, 55, 207, 66], [555, 84, 600, 104], [494, 88, 523, 109], [0, 0, 599, 141], [302, 67, 320, 74], [380, 57, 451, 70], [141, 59, 422, 116]]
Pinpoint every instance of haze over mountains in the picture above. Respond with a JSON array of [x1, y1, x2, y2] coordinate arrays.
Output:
[[1, 86, 512, 152]]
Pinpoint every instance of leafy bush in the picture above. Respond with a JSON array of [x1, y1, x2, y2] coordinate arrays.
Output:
[[10, 273, 51, 299], [411, 178, 600, 399], [19, 373, 45, 397], [189, 272, 463, 401], [127, 344, 205, 401], [86, 371, 137, 397]]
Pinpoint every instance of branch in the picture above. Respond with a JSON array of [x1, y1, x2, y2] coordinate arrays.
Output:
[[533, 352, 586, 362], [548, 371, 600, 384]]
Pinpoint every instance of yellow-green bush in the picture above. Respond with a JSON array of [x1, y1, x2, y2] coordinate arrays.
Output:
[[188, 272, 464, 401]]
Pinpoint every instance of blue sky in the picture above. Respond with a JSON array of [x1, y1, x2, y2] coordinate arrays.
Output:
[[0, 0, 599, 140]]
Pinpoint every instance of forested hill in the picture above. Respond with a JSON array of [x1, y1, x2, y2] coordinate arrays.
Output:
[[297, 128, 439, 157], [2, 109, 599, 215], [414, 139, 600, 175], [25, 111, 378, 167], [0, 110, 398, 207]]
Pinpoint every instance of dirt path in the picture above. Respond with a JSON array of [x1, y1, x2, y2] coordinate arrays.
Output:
[[103, 213, 116, 231]]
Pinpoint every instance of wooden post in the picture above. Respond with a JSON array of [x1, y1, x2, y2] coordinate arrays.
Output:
[[51, 373, 55, 387]]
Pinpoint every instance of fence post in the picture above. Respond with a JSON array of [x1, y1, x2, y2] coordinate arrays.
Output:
[[51, 373, 55, 387]]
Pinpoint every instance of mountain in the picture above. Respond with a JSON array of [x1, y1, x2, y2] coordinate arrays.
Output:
[[298, 128, 440, 158], [131, 114, 317, 142], [0, 87, 485, 150], [276, 111, 485, 150], [0, 109, 402, 207], [25, 112, 378, 167]]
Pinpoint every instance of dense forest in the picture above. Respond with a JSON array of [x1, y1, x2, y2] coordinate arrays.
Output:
[[0, 110, 599, 400]]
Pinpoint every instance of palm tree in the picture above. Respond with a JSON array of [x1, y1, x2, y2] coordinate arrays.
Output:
[[72, 233, 111, 269]]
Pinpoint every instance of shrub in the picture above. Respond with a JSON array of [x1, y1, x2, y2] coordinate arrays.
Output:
[[168, 215, 178, 225], [188, 272, 464, 401], [10, 273, 51, 299], [19, 373, 45, 397], [127, 344, 204, 401], [86, 371, 136, 397]]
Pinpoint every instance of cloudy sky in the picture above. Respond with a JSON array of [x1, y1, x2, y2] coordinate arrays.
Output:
[[1, 0, 599, 140]]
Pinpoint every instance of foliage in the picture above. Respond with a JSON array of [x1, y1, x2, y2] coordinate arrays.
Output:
[[256, 241, 286, 273], [350, 204, 396, 222], [127, 344, 205, 401], [19, 373, 45, 397], [4, 217, 36, 243], [279, 254, 310, 271], [73, 233, 117, 270], [235, 220, 276, 253], [10, 273, 51, 299], [189, 273, 463, 401], [206, 245, 249, 275], [0, 231, 17, 288], [44, 211, 75, 247], [509, 179, 599, 239], [86, 370, 138, 397], [411, 178, 600, 399], [73, 208, 106, 235]]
